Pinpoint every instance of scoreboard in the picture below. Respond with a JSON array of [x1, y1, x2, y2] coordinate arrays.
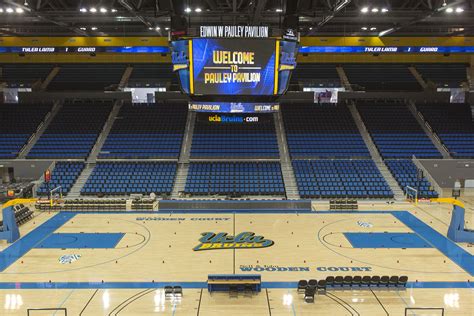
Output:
[[191, 38, 277, 96], [171, 25, 299, 112]]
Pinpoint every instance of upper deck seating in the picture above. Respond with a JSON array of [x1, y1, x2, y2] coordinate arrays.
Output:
[[27, 103, 112, 159], [99, 103, 187, 159], [190, 113, 279, 158], [343, 64, 421, 91], [417, 103, 474, 158], [357, 103, 442, 159], [0, 64, 53, 87], [282, 103, 370, 159], [291, 64, 341, 87], [0, 103, 52, 159], [48, 64, 126, 91], [415, 63, 468, 88]]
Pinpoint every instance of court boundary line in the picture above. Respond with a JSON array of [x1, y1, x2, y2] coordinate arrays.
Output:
[[0, 281, 470, 289]]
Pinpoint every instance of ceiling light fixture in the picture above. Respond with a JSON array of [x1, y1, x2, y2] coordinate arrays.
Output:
[[80, 27, 86, 30], [91, 26, 98, 31], [370, 27, 377, 30], [276, 8, 283, 12], [155, 26, 161, 31], [80, 8, 87, 12], [185, 7, 191, 13], [195, 7, 202, 12], [446, 7, 454, 13], [165, 27, 170, 31], [89, 7, 97, 13], [111, 9, 117, 13], [371, 8, 379, 12], [360, 7, 369, 13], [100, 8, 107, 13], [361, 27, 368, 30], [15, 8, 24, 13], [6, 8, 13, 13], [381, 8, 388, 13], [455, 7, 464, 13]]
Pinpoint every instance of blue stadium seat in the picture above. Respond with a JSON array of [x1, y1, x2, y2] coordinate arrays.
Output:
[[385, 160, 438, 198], [184, 162, 285, 196], [99, 103, 187, 159], [293, 159, 393, 199], [282, 103, 370, 159], [36, 162, 85, 196], [27, 102, 112, 159], [417, 103, 474, 158], [357, 103, 442, 159], [0, 103, 52, 159], [190, 114, 279, 158], [81, 162, 177, 195]]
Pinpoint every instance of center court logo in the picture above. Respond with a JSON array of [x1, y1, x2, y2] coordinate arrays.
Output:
[[59, 254, 81, 264], [193, 232, 274, 251]]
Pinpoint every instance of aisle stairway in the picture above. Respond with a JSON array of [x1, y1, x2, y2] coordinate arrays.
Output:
[[67, 163, 95, 198], [347, 103, 405, 200]]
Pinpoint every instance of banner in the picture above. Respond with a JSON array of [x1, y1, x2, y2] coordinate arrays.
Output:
[[189, 101, 279, 113]]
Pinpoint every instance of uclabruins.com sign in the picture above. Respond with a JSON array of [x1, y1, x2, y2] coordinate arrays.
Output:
[[193, 232, 274, 251]]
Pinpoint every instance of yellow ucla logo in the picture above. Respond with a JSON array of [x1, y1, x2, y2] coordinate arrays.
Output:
[[193, 232, 274, 251]]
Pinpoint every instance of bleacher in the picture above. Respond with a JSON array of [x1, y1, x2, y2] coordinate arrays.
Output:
[[357, 103, 442, 159], [99, 103, 187, 159], [293, 159, 393, 199], [184, 162, 285, 196], [190, 114, 279, 158], [343, 64, 421, 91], [385, 160, 438, 198], [0, 103, 52, 159], [36, 162, 85, 196], [127, 63, 176, 87], [81, 162, 177, 195], [27, 103, 112, 159], [417, 103, 474, 158], [291, 63, 341, 87], [415, 63, 468, 88], [48, 64, 126, 91], [0, 64, 53, 87], [282, 103, 370, 159]]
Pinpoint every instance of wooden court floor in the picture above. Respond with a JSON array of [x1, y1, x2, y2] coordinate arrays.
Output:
[[0, 201, 473, 315]]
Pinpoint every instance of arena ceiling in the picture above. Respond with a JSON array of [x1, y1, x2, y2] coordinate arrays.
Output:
[[0, 0, 473, 37]]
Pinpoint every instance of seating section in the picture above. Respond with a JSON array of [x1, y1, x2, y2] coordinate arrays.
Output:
[[128, 63, 176, 87], [385, 160, 438, 198], [293, 160, 393, 199], [185, 162, 285, 196], [0, 64, 53, 87], [81, 162, 177, 195], [282, 103, 370, 159], [48, 64, 126, 91], [291, 63, 341, 87], [36, 162, 85, 196], [0, 103, 52, 159], [191, 114, 279, 158], [417, 103, 474, 158], [28, 103, 112, 159], [343, 64, 421, 91], [99, 103, 187, 159], [357, 103, 442, 159], [415, 63, 468, 88]]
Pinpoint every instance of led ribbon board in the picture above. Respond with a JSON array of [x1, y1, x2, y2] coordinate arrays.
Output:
[[190, 38, 278, 96]]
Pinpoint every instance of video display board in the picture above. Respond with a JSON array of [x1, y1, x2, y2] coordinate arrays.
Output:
[[191, 38, 277, 95]]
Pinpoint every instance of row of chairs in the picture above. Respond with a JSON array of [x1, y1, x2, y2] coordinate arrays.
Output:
[[329, 199, 358, 210], [298, 275, 408, 293]]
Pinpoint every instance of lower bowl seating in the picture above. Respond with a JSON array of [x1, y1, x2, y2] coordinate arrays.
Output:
[[184, 162, 285, 196], [385, 160, 438, 198], [36, 162, 85, 196], [293, 159, 393, 199], [81, 162, 177, 196]]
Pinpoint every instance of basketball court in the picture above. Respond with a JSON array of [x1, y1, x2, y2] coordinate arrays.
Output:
[[0, 200, 472, 315]]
